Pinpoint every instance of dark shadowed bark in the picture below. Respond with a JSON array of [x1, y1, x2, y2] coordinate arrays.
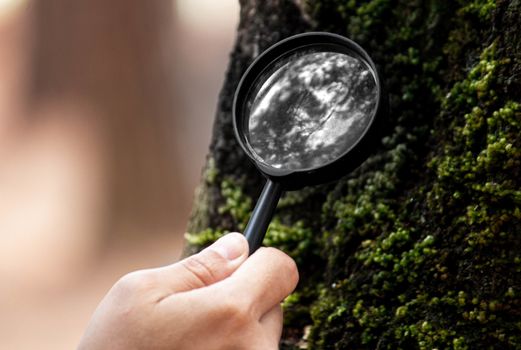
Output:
[[188, 0, 311, 234], [189, 0, 521, 348]]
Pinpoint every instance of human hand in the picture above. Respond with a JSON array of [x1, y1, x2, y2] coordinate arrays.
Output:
[[78, 233, 299, 350]]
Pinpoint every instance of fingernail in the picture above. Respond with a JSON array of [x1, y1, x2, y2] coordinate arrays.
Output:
[[211, 233, 245, 260]]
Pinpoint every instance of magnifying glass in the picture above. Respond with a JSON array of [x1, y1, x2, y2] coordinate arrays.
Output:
[[233, 32, 386, 255]]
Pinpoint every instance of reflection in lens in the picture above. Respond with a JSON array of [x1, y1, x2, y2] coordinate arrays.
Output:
[[246, 50, 378, 171]]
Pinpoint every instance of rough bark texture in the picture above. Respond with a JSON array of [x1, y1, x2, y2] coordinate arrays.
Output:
[[188, 0, 311, 235], [188, 0, 521, 349]]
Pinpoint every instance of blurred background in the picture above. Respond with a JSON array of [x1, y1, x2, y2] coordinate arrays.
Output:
[[0, 0, 239, 348]]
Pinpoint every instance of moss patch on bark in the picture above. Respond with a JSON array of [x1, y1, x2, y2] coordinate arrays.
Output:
[[188, 0, 521, 348]]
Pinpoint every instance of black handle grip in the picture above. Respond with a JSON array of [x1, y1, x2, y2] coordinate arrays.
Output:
[[243, 179, 283, 255]]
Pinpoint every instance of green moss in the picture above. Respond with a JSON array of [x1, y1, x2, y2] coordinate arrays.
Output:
[[264, 220, 314, 263], [459, 0, 496, 20], [187, 177, 319, 265], [290, 1, 520, 349], [205, 157, 218, 185], [186, 177, 250, 248], [190, 0, 521, 348], [218, 178, 252, 231], [185, 228, 225, 247]]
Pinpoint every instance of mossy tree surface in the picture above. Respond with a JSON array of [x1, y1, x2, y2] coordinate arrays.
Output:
[[187, 0, 521, 348]]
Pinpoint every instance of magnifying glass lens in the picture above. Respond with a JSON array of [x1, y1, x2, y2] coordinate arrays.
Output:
[[232, 33, 385, 255], [245, 50, 379, 171]]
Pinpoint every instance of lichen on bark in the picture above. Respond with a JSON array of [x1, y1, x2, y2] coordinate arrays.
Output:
[[187, 0, 521, 348]]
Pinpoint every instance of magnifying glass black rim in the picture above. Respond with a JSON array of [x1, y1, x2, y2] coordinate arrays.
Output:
[[233, 32, 386, 190]]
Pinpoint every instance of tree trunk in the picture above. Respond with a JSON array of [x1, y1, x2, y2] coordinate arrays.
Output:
[[188, 0, 521, 348]]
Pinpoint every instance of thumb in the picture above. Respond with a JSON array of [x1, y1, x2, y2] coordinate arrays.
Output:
[[159, 232, 249, 293]]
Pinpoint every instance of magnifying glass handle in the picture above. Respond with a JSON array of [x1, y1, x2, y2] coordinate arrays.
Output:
[[243, 179, 283, 255]]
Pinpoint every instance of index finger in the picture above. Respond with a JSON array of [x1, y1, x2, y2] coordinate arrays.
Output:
[[226, 247, 299, 318]]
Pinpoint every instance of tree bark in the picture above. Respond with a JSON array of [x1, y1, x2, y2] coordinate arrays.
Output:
[[189, 0, 521, 348], [188, 0, 311, 234]]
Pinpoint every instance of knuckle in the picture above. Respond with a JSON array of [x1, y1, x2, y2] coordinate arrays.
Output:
[[219, 295, 254, 327], [274, 304, 283, 319], [181, 250, 224, 287], [263, 247, 300, 287], [114, 270, 156, 296], [286, 255, 299, 286]]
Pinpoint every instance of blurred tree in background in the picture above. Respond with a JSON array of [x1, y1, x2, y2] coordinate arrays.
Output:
[[0, 0, 186, 288], [30, 0, 181, 237], [188, 0, 521, 348], [0, 2, 239, 348]]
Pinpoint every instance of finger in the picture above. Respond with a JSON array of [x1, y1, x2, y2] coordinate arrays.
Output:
[[227, 247, 299, 317], [259, 304, 283, 346], [156, 232, 249, 294], [244, 305, 283, 350]]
